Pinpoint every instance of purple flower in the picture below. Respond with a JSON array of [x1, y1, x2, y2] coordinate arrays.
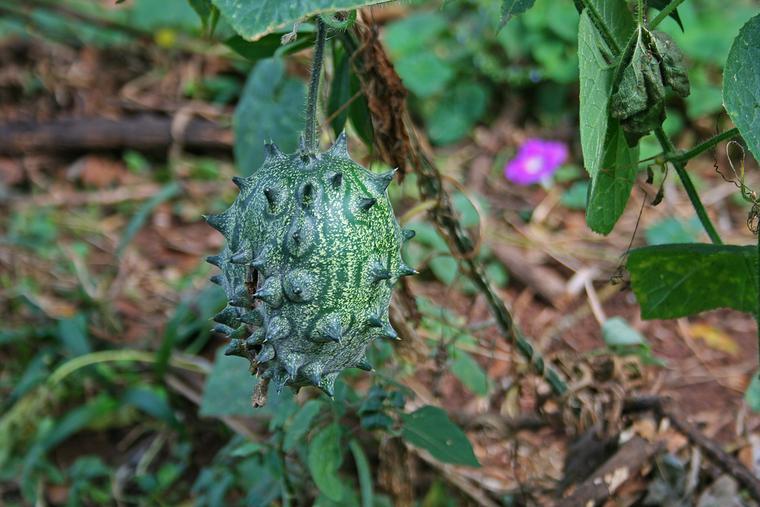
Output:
[[504, 138, 568, 185]]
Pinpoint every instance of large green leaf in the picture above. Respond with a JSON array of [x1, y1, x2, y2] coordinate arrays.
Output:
[[627, 243, 758, 320], [307, 423, 344, 501], [723, 14, 760, 161], [401, 406, 480, 467], [200, 347, 257, 417], [211, 0, 388, 41], [586, 122, 639, 234], [578, 1, 637, 235], [233, 58, 305, 175]]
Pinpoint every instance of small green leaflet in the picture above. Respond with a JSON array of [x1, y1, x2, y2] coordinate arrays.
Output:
[[401, 406, 480, 467], [627, 243, 758, 320], [723, 14, 760, 161], [211, 0, 388, 41], [307, 423, 344, 501], [499, 0, 535, 27]]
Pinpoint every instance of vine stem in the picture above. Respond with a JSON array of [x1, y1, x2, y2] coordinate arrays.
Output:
[[303, 17, 327, 154], [654, 127, 723, 244], [757, 231, 760, 369], [668, 127, 741, 164], [650, 0, 688, 29]]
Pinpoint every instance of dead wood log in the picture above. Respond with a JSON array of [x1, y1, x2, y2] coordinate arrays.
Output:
[[557, 435, 662, 507], [624, 396, 760, 503], [0, 115, 233, 155]]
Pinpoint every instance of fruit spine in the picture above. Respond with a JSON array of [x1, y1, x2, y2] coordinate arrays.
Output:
[[205, 133, 414, 396]]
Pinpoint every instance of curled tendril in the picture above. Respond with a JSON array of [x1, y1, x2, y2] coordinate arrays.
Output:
[[319, 10, 357, 31], [714, 140, 758, 234]]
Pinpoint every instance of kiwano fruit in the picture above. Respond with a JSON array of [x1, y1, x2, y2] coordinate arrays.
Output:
[[205, 133, 415, 396]]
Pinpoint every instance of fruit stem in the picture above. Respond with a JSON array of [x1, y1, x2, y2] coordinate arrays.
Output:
[[304, 17, 327, 155]]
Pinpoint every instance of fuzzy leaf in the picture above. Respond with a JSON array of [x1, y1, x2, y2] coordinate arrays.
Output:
[[627, 243, 758, 319], [723, 14, 760, 161], [401, 406, 480, 467], [211, 0, 388, 41], [308, 423, 344, 501]]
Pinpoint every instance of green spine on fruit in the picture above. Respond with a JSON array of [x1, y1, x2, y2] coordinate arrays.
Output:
[[205, 133, 415, 396]]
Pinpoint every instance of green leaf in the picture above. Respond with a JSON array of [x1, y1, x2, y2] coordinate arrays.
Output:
[[745, 371, 760, 412], [451, 351, 489, 396], [234, 58, 305, 175], [225, 32, 315, 62], [427, 82, 488, 145], [648, 0, 684, 31], [200, 347, 257, 417], [122, 386, 179, 428], [284, 400, 323, 451], [645, 217, 700, 245], [577, 0, 635, 221], [500, 0, 536, 27], [401, 406, 480, 467], [211, 0, 388, 41], [585, 121, 639, 234], [349, 440, 373, 507], [723, 14, 760, 161], [627, 243, 758, 319], [308, 423, 344, 501], [57, 314, 91, 357], [602, 317, 646, 347], [348, 71, 374, 147], [394, 53, 454, 98], [116, 183, 180, 257], [328, 46, 351, 136], [429, 256, 458, 286], [560, 181, 589, 210], [383, 12, 448, 59]]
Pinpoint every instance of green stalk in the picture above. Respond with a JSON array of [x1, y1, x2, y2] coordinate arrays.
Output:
[[49, 350, 206, 385], [303, 18, 327, 154], [669, 128, 741, 164], [655, 127, 723, 244], [650, 0, 688, 28]]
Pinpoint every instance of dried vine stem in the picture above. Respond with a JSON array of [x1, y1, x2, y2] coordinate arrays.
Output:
[[348, 20, 568, 396]]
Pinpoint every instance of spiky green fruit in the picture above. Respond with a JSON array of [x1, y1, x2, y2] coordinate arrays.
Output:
[[206, 133, 414, 396]]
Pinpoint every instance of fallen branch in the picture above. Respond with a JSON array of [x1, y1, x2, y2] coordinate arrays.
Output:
[[557, 436, 662, 507], [0, 115, 232, 155], [624, 396, 760, 503]]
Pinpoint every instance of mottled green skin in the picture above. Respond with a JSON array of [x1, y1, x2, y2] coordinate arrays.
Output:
[[206, 135, 411, 395]]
